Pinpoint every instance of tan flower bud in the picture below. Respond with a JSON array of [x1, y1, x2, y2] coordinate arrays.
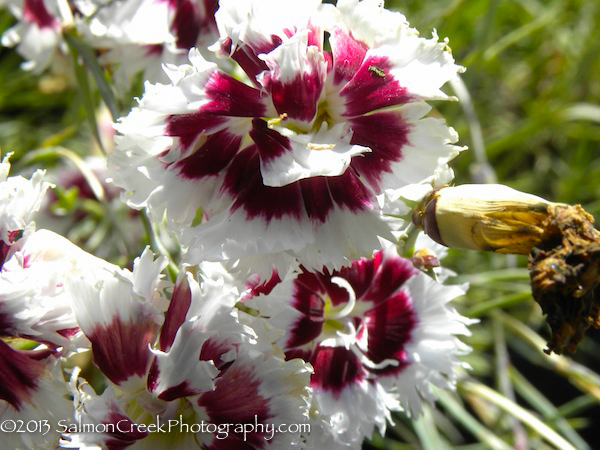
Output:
[[413, 183, 600, 354], [412, 184, 559, 255]]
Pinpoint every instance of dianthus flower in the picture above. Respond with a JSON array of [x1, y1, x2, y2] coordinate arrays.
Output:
[[80, 0, 220, 89], [110, 0, 463, 277], [0, 341, 73, 449], [0, 156, 113, 448], [1, 0, 65, 72], [61, 250, 311, 449], [243, 248, 474, 448], [0, 155, 117, 349]]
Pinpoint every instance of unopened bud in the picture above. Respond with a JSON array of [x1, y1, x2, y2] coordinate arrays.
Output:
[[412, 184, 558, 255], [412, 248, 440, 271]]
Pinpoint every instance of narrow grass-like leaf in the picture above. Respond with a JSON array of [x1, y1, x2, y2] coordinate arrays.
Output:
[[63, 31, 119, 121], [561, 103, 600, 124], [460, 380, 577, 450], [483, 7, 558, 61], [509, 367, 590, 450], [436, 389, 512, 450], [556, 395, 598, 418], [455, 268, 530, 284], [16, 146, 105, 201], [413, 406, 449, 450], [64, 37, 105, 154], [494, 310, 600, 402], [466, 291, 531, 317]]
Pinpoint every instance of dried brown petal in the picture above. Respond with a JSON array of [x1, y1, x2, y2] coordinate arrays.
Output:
[[528, 205, 600, 354]]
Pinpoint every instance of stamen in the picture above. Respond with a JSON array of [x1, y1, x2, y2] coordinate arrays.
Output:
[[307, 143, 335, 151], [267, 113, 288, 129]]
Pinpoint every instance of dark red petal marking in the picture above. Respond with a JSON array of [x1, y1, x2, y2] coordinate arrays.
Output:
[[297, 269, 351, 308], [165, 72, 264, 151], [146, 357, 160, 393], [221, 37, 282, 85], [57, 327, 81, 340], [329, 29, 368, 85], [363, 290, 416, 375], [306, 22, 323, 50], [200, 338, 236, 371], [327, 169, 373, 212], [0, 240, 12, 269], [175, 130, 242, 180], [24, 0, 58, 29], [323, 51, 333, 73], [299, 176, 333, 223], [264, 65, 323, 122], [284, 273, 326, 348], [87, 317, 159, 386], [0, 340, 45, 410], [280, 23, 322, 50], [1, 230, 23, 269], [157, 380, 196, 401], [201, 0, 219, 28], [349, 111, 411, 192], [360, 254, 415, 305], [203, 72, 267, 117], [159, 275, 192, 352], [341, 251, 416, 306], [242, 270, 281, 301], [310, 346, 364, 398], [223, 144, 372, 223], [145, 44, 164, 56], [340, 55, 411, 117], [0, 310, 14, 336], [284, 348, 312, 362], [249, 119, 291, 164], [335, 253, 379, 301], [198, 363, 272, 449], [168, 0, 201, 50], [166, 113, 227, 151], [146, 356, 203, 400], [224, 146, 305, 221], [102, 409, 148, 447]]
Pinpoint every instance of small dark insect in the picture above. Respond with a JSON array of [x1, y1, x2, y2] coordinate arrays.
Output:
[[368, 65, 386, 78]]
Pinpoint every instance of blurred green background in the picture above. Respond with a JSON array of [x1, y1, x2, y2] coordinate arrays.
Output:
[[1, 0, 600, 448]]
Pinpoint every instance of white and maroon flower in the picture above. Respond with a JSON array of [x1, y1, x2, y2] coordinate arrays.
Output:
[[63, 251, 311, 448], [79, 0, 220, 89], [110, 0, 463, 278], [0, 341, 73, 449], [0, 229, 119, 350], [1, 0, 66, 72], [0, 157, 114, 350], [243, 248, 474, 447]]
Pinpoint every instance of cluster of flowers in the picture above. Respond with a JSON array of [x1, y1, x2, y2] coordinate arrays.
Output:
[[1, 0, 220, 88], [1, 0, 476, 448]]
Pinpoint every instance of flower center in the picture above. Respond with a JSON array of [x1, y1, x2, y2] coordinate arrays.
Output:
[[321, 277, 357, 339]]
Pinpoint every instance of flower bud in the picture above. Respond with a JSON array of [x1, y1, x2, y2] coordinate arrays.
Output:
[[412, 248, 440, 270], [412, 184, 559, 255]]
